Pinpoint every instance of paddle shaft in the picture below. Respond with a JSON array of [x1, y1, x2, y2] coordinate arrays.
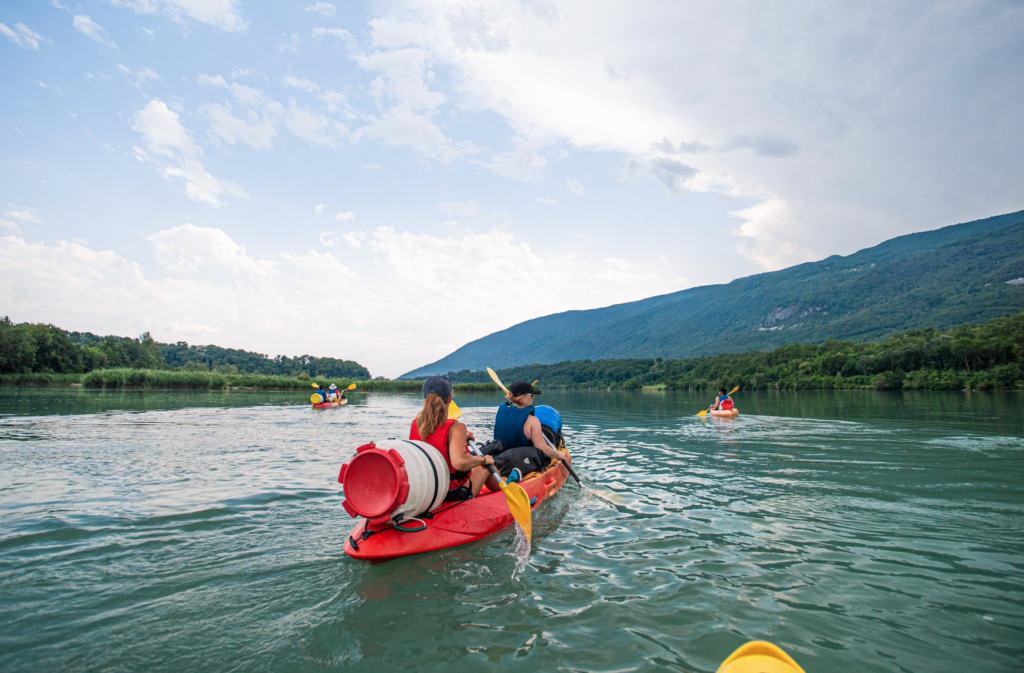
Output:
[[466, 441, 503, 482]]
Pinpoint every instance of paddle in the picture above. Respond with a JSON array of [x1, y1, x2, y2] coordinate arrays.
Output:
[[696, 385, 740, 417]]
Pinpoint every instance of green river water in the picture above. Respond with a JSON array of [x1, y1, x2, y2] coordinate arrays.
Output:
[[0, 388, 1022, 672]]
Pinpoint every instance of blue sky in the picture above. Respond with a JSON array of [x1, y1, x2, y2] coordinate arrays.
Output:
[[2, 0, 1022, 376]]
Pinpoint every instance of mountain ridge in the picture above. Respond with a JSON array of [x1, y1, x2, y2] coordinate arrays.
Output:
[[402, 209, 1024, 378]]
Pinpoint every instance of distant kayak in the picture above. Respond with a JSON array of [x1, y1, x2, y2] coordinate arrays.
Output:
[[343, 449, 570, 560], [313, 399, 348, 409], [710, 408, 739, 418]]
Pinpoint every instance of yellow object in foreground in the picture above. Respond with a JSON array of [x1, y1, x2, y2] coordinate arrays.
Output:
[[310, 393, 321, 404], [717, 641, 806, 673]]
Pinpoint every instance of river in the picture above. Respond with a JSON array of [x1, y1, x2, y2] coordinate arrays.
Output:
[[1, 388, 1022, 672]]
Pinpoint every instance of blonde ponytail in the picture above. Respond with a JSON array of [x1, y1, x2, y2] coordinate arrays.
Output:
[[416, 392, 449, 438]]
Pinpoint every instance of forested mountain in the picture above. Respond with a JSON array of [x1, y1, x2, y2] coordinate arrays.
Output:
[[445, 312, 1024, 391], [0, 319, 369, 379], [403, 210, 1024, 378]]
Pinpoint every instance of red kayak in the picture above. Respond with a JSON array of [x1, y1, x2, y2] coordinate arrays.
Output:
[[343, 451, 570, 560], [313, 398, 348, 409]]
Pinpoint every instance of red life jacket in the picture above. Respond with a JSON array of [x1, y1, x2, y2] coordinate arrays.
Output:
[[721, 399, 735, 410], [409, 418, 470, 491]]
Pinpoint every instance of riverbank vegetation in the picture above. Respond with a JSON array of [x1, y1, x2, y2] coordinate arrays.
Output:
[[445, 312, 1024, 391], [0, 317, 369, 379], [0, 367, 497, 391]]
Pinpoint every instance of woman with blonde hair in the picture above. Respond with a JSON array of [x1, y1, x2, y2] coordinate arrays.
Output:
[[410, 375, 499, 501]]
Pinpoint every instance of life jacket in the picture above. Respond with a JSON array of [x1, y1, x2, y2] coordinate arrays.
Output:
[[409, 418, 470, 491], [719, 396, 735, 410], [494, 404, 535, 449]]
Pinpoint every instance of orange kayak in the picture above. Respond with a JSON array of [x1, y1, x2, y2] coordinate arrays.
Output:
[[313, 399, 348, 409], [710, 408, 739, 418]]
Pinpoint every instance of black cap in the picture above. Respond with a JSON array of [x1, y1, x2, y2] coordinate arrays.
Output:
[[509, 380, 541, 397], [422, 375, 453, 399]]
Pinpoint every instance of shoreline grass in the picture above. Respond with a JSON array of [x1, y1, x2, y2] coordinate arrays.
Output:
[[0, 369, 499, 392]]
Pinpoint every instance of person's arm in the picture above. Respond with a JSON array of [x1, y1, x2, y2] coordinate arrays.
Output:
[[449, 422, 492, 472], [525, 415, 566, 462]]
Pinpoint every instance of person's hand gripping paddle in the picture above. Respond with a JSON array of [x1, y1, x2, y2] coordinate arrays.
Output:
[[448, 398, 533, 540]]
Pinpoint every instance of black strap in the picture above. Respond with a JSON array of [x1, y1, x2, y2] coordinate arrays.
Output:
[[400, 440, 440, 514]]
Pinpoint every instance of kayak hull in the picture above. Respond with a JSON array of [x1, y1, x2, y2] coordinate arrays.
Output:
[[710, 408, 739, 417], [343, 452, 570, 560], [313, 399, 348, 409]]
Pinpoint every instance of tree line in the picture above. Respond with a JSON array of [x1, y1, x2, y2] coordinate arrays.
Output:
[[444, 312, 1024, 391], [0, 318, 370, 379]]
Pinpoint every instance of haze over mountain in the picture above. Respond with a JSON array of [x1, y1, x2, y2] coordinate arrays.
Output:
[[403, 210, 1024, 378]]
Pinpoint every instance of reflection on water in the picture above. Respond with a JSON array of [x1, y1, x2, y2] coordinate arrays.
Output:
[[0, 388, 1022, 672]]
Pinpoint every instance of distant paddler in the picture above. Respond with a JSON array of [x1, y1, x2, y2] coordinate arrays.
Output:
[[698, 386, 739, 417]]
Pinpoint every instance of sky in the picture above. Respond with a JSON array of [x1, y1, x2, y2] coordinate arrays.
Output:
[[2, 0, 1022, 377]]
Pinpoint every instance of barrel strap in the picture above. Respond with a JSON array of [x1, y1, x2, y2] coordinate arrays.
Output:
[[399, 440, 440, 515]]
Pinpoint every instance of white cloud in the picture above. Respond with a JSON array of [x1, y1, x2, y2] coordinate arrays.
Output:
[[147, 223, 274, 276], [131, 99, 247, 207], [437, 200, 481, 217], [595, 257, 655, 284], [483, 138, 546, 181], [315, 203, 329, 215], [118, 64, 161, 88], [566, 179, 586, 196], [729, 198, 816, 271], [535, 196, 557, 206], [108, 0, 246, 32], [4, 207, 43, 224], [73, 15, 117, 48], [279, 33, 300, 53], [341, 230, 365, 248], [305, 2, 336, 18], [198, 102, 277, 150], [312, 27, 354, 42], [285, 75, 319, 92], [0, 219, 19, 232], [361, 1, 1024, 270], [285, 100, 347, 148], [0, 22, 44, 50], [336, 211, 355, 221], [0, 221, 692, 376]]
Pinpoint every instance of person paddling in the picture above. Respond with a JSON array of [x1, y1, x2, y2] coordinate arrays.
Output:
[[327, 383, 344, 402], [487, 381, 568, 482], [410, 375, 500, 502], [710, 387, 735, 413]]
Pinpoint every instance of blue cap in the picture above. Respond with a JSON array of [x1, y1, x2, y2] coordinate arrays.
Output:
[[422, 375, 453, 399]]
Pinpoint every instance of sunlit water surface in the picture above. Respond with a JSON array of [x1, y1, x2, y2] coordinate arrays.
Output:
[[1, 388, 1022, 672]]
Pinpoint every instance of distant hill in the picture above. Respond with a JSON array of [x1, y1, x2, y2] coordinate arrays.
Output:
[[402, 210, 1024, 378]]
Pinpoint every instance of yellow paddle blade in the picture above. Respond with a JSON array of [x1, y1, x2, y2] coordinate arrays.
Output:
[[347, 383, 357, 390], [486, 367, 509, 394], [531, 380, 538, 386], [310, 394, 321, 404], [498, 480, 532, 539], [696, 409, 708, 417], [310, 383, 318, 388], [447, 399, 462, 420], [729, 385, 740, 395]]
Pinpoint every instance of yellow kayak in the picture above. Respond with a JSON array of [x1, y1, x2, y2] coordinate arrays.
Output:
[[717, 641, 805, 673]]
